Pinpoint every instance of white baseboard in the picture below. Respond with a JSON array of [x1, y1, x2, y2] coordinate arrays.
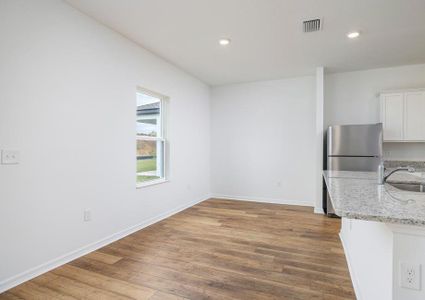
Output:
[[0, 195, 210, 294], [339, 232, 362, 300], [211, 194, 314, 207], [314, 207, 324, 214]]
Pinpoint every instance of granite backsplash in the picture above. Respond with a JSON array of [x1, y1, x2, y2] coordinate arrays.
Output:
[[385, 160, 425, 170]]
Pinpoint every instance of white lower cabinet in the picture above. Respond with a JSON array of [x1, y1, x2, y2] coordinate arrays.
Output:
[[341, 218, 425, 300]]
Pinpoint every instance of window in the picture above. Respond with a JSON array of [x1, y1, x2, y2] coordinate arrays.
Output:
[[136, 89, 167, 186]]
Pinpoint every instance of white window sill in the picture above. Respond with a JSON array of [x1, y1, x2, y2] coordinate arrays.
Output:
[[136, 178, 169, 189]]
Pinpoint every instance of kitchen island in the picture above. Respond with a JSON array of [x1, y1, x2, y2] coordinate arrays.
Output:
[[323, 170, 425, 300], [323, 170, 425, 226]]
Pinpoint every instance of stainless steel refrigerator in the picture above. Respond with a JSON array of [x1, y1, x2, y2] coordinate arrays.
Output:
[[324, 123, 383, 215]]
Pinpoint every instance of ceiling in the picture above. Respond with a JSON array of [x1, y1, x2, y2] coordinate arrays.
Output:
[[66, 0, 425, 86]]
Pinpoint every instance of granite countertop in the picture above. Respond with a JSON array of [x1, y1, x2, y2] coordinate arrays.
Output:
[[323, 170, 425, 226]]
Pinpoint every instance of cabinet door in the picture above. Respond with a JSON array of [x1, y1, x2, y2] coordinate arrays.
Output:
[[381, 93, 404, 141], [404, 92, 425, 141]]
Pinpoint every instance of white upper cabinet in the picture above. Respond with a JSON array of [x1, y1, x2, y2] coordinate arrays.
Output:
[[380, 93, 404, 141], [404, 92, 425, 141], [380, 90, 425, 142]]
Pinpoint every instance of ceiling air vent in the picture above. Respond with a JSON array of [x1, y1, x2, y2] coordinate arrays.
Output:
[[303, 18, 322, 32]]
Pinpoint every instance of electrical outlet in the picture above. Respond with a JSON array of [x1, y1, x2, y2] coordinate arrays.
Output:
[[1, 150, 20, 165], [83, 210, 92, 222], [400, 262, 421, 290], [277, 181, 282, 187]]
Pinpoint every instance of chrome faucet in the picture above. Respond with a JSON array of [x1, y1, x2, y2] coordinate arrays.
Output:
[[383, 166, 416, 183]]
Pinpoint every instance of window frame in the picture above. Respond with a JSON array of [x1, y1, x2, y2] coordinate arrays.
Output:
[[136, 87, 169, 188]]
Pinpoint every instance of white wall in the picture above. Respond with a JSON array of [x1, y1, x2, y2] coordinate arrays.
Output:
[[315, 67, 325, 212], [324, 64, 425, 161], [383, 143, 425, 161], [211, 77, 316, 206], [0, 0, 210, 290]]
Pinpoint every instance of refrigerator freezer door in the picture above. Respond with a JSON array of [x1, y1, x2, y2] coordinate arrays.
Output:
[[328, 156, 381, 171], [328, 124, 383, 157]]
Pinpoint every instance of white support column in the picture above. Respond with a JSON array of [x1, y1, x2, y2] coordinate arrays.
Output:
[[315, 67, 325, 214]]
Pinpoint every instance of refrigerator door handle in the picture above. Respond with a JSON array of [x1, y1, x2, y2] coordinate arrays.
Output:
[[328, 155, 380, 158]]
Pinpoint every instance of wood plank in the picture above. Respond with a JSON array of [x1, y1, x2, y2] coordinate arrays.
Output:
[[0, 292, 24, 300], [52, 265, 155, 299], [37, 275, 131, 300], [0, 199, 355, 299], [5, 282, 76, 300], [148, 291, 189, 300], [83, 251, 122, 265]]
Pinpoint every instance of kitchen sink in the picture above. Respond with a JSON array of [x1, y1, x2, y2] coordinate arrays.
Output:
[[389, 182, 425, 193]]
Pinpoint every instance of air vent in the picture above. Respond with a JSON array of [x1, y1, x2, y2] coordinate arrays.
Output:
[[303, 18, 322, 32]]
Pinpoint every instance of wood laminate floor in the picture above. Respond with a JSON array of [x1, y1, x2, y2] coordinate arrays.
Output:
[[0, 199, 355, 299]]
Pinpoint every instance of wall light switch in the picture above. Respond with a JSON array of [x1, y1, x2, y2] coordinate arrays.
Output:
[[1, 150, 20, 165], [83, 210, 92, 222]]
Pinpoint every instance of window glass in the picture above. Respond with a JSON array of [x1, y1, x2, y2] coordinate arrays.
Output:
[[137, 93, 161, 137], [136, 90, 166, 185]]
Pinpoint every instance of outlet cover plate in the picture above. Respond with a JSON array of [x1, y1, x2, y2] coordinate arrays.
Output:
[[400, 262, 421, 290], [83, 210, 92, 222], [1, 150, 20, 165]]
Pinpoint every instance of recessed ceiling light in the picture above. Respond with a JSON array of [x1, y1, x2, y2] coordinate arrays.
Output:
[[347, 31, 360, 39], [219, 38, 231, 46]]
